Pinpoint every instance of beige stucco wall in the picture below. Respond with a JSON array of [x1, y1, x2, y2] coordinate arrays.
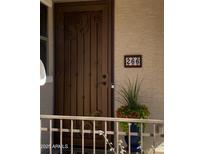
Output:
[[114, 0, 164, 119]]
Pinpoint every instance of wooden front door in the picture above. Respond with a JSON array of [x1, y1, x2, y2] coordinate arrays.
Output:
[[54, 0, 113, 148]]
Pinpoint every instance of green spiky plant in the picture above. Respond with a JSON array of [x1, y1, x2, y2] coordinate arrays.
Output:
[[116, 77, 150, 132]]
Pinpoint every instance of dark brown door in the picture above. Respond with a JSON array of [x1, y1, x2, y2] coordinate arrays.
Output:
[[54, 1, 113, 148]]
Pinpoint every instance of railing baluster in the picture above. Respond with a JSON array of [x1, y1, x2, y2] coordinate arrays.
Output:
[[140, 123, 144, 154], [93, 120, 96, 154], [71, 120, 73, 154], [104, 121, 107, 154], [49, 119, 52, 154], [60, 120, 63, 154], [82, 120, 84, 154], [128, 123, 131, 154], [153, 123, 156, 154], [116, 122, 119, 154]]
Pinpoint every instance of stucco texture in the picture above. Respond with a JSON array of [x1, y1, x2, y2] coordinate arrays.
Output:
[[114, 0, 164, 119]]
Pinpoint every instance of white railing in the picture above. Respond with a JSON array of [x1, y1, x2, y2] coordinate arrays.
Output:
[[40, 115, 164, 154]]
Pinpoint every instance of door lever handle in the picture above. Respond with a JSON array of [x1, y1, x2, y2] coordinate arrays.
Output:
[[97, 81, 107, 85], [102, 81, 106, 85]]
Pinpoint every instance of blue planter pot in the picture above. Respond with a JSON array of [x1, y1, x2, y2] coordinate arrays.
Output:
[[124, 123, 141, 152]]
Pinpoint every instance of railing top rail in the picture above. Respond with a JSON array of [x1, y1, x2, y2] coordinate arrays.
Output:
[[40, 114, 163, 124]]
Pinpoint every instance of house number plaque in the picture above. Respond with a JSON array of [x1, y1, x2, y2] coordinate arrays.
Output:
[[124, 55, 142, 68]]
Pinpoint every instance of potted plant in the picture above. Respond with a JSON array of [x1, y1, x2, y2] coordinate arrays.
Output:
[[116, 77, 150, 152]]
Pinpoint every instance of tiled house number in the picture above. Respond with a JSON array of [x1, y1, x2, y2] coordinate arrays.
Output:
[[124, 55, 142, 67]]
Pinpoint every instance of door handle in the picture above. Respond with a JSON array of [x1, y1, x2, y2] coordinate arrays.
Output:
[[98, 81, 107, 85], [101, 73, 108, 85]]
